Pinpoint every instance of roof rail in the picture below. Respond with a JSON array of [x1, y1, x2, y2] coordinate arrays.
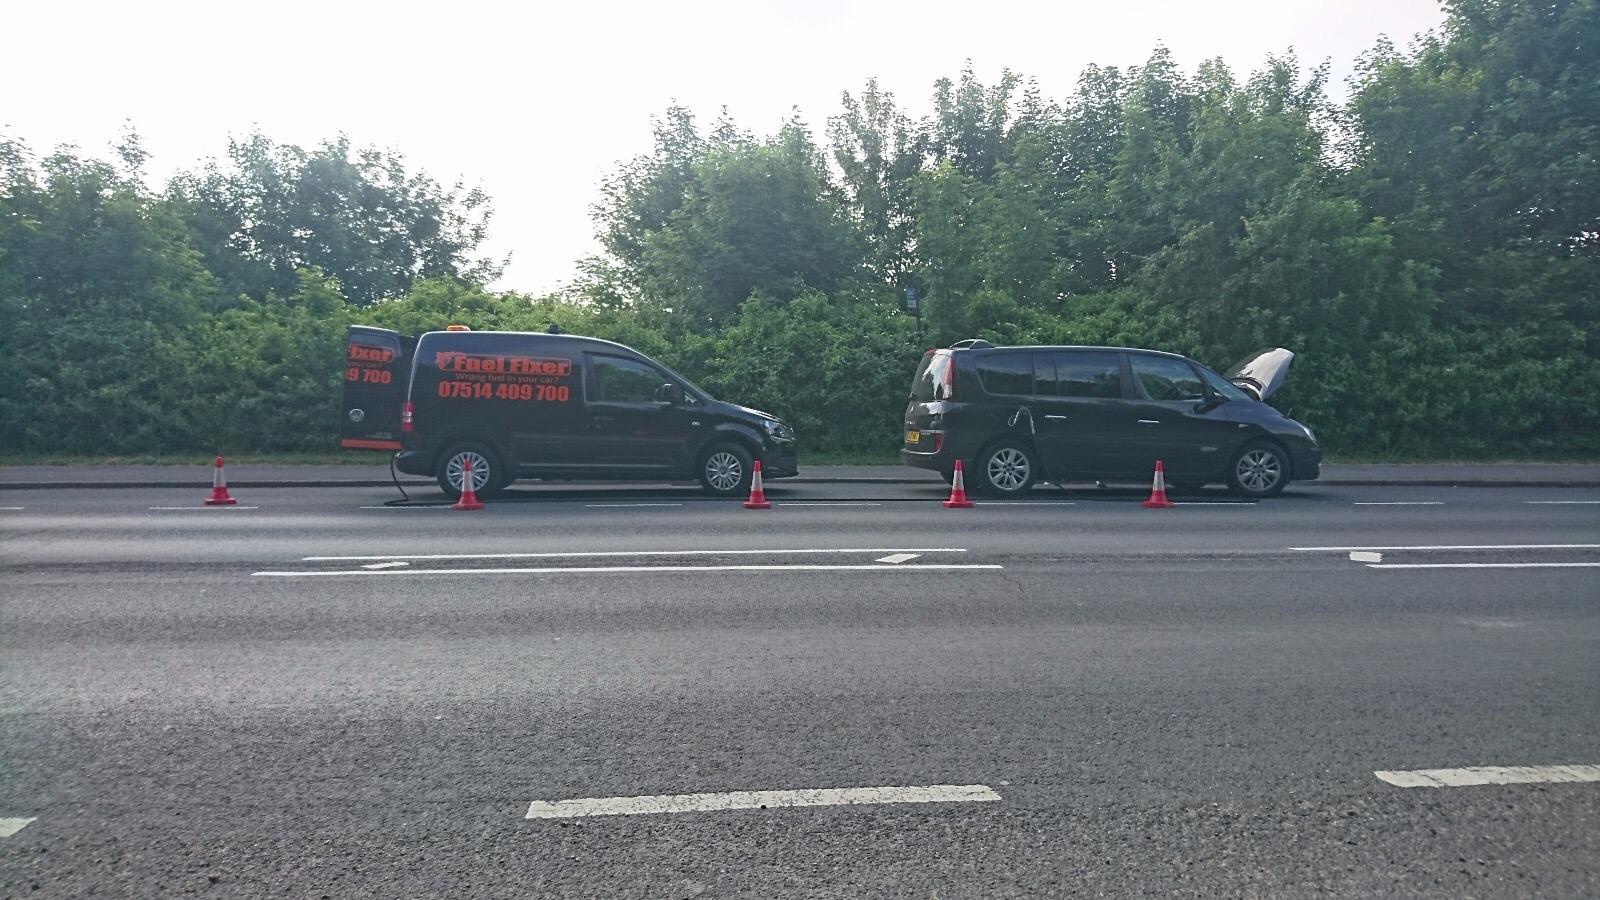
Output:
[[949, 338, 995, 350]]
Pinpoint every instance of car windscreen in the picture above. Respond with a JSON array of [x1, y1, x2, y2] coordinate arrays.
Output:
[[1196, 363, 1254, 402]]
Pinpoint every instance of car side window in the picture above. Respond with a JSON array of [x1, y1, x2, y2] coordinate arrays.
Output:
[[975, 353, 1034, 396], [1041, 351, 1123, 398], [590, 355, 668, 404], [1130, 355, 1206, 402]]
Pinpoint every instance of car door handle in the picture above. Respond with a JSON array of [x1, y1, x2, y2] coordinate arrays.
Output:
[[1137, 419, 1161, 425], [1044, 414, 1069, 421]]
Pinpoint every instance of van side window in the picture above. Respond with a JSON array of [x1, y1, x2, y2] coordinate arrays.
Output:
[[975, 353, 1034, 396], [590, 355, 667, 404], [1130, 355, 1206, 401], [1040, 351, 1122, 398]]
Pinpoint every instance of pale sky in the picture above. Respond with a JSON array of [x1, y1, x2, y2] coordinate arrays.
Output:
[[4, 0, 1446, 294]]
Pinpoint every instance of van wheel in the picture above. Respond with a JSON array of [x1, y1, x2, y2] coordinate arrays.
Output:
[[437, 443, 505, 499], [1226, 441, 1288, 498], [699, 443, 753, 497], [976, 442, 1037, 496]]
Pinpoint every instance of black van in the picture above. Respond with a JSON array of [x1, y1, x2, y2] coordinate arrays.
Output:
[[901, 341, 1321, 497], [340, 325, 797, 497]]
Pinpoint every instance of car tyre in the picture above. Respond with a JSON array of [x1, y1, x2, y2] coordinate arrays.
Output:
[[976, 441, 1037, 497], [1226, 441, 1289, 498], [437, 442, 506, 500], [699, 443, 754, 497]]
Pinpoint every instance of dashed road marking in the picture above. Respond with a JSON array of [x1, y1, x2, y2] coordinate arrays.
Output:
[[359, 505, 451, 510], [525, 784, 1001, 819], [360, 561, 410, 570], [1375, 765, 1600, 788], [256, 564, 1002, 577], [1524, 500, 1600, 505], [1173, 501, 1256, 506], [1354, 501, 1444, 506], [585, 503, 685, 508], [778, 502, 883, 507], [0, 817, 36, 839], [148, 506, 260, 510], [977, 501, 1077, 506], [876, 553, 921, 564], [1291, 544, 1600, 552], [1349, 551, 1384, 563], [304, 548, 968, 562], [1368, 562, 1600, 570], [0, 507, 25, 511]]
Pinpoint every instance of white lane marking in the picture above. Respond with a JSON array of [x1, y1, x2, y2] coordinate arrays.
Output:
[[1375, 765, 1600, 788], [977, 501, 1076, 506], [0, 817, 36, 839], [359, 505, 451, 510], [1291, 544, 1600, 552], [525, 784, 1001, 819], [1369, 562, 1600, 570], [778, 502, 882, 507], [256, 564, 1002, 577], [876, 553, 920, 564], [1349, 551, 1384, 563], [360, 561, 410, 570], [148, 506, 260, 510], [585, 503, 684, 508], [1173, 501, 1256, 506], [1525, 500, 1600, 505], [304, 547, 968, 562], [1354, 501, 1444, 506], [0, 507, 25, 511]]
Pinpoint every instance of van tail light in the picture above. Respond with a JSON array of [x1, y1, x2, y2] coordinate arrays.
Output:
[[401, 401, 414, 432]]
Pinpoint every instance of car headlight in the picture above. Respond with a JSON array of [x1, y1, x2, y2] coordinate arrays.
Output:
[[763, 419, 793, 441], [1298, 422, 1317, 443]]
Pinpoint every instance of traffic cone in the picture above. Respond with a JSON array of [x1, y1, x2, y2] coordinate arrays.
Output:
[[452, 458, 485, 511], [942, 459, 975, 508], [743, 459, 771, 509], [203, 456, 237, 506], [1142, 460, 1175, 509]]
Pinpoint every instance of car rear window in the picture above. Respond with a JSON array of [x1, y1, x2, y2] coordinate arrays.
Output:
[[910, 351, 954, 401], [975, 353, 1034, 396]]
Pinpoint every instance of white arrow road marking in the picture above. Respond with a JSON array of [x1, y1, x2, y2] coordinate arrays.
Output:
[[876, 553, 921, 564], [1375, 765, 1600, 788], [525, 784, 1001, 819], [359, 561, 410, 570], [1349, 551, 1383, 563], [0, 817, 36, 839], [304, 548, 967, 562], [256, 564, 1002, 577]]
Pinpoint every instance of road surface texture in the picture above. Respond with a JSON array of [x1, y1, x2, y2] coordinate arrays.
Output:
[[2, 478, 1597, 897]]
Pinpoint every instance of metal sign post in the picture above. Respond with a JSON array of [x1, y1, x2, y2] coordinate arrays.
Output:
[[904, 287, 923, 345]]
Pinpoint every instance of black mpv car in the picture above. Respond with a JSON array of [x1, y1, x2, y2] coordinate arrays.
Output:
[[901, 341, 1320, 497]]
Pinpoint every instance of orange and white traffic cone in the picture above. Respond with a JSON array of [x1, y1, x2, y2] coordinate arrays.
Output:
[[452, 458, 485, 511], [743, 459, 772, 509], [1142, 460, 1175, 509], [943, 459, 975, 508], [204, 456, 237, 506]]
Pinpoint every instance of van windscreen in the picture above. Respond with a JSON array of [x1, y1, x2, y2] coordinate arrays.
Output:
[[911, 351, 953, 401]]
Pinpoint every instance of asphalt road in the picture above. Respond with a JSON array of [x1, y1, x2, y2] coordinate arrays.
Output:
[[2, 480, 1597, 897]]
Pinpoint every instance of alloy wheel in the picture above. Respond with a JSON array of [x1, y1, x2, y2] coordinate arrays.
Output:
[[986, 447, 1031, 492], [446, 450, 491, 492], [705, 451, 743, 493], [1235, 448, 1282, 493]]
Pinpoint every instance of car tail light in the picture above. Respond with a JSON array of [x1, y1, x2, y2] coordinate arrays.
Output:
[[401, 401, 413, 432]]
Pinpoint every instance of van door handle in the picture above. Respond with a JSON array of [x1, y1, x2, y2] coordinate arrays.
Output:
[[1044, 414, 1069, 421], [1137, 419, 1161, 425]]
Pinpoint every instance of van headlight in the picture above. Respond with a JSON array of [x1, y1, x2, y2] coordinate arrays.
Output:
[[763, 419, 793, 441]]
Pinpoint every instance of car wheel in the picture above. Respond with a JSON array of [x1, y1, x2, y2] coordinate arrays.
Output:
[[699, 443, 754, 497], [437, 442, 505, 499], [976, 442, 1037, 496], [1226, 441, 1288, 498]]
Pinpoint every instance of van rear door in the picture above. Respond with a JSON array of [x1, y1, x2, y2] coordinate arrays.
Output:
[[339, 325, 411, 451]]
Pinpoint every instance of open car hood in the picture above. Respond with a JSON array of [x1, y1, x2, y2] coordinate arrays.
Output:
[[1224, 348, 1294, 401]]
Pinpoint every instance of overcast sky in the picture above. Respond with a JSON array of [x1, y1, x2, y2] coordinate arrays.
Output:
[[5, 0, 1446, 294]]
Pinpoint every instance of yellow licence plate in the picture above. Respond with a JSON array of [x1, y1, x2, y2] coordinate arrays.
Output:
[[905, 430, 920, 444]]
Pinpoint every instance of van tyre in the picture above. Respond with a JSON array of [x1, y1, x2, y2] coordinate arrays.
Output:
[[1227, 441, 1288, 498], [438, 442, 505, 500], [699, 443, 753, 497], [976, 441, 1037, 496]]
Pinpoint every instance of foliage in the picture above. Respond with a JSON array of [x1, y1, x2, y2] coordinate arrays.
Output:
[[1, 0, 1595, 460]]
